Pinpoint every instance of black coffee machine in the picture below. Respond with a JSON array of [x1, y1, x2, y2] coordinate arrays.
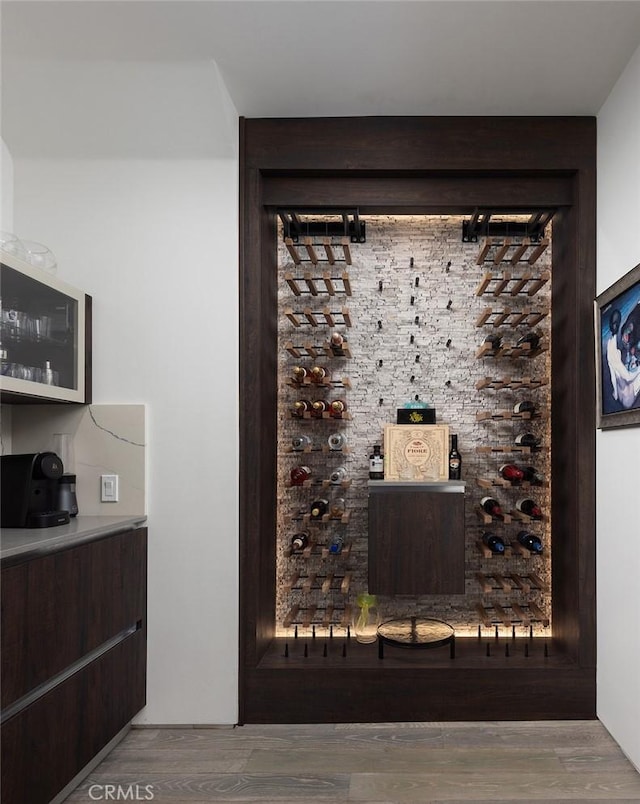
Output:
[[1, 453, 71, 528]]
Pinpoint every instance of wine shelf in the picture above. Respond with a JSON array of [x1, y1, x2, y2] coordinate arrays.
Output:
[[285, 478, 352, 489], [475, 539, 535, 559], [284, 446, 352, 455], [283, 570, 353, 593], [476, 410, 537, 421], [476, 477, 547, 490], [475, 307, 549, 328], [475, 237, 550, 267], [291, 411, 352, 421], [285, 306, 353, 328], [475, 269, 550, 298], [285, 236, 353, 267], [475, 507, 513, 525], [475, 342, 547, 359], [475, 601, 550, 629], [284, 341, 353, 359], [476, 376, 548, 390], [283, 603, 354, 630], [285, 270, 352, 297], [287, 376, 352, 389], [289, 511, 352, 525], [475, 571, 545, 593], [475, 445, 543, 454]]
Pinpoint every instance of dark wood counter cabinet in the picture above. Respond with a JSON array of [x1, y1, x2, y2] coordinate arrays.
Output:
[[1, 524, 147, 804], [368, 481, 465, 595]]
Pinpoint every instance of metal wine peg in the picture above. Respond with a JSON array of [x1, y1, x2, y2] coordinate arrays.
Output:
[[378, 280, 383, 291], [414, 315, 420, 325], [378, 359, 383, 368], [410, 334, 415, 344], [446, 338, 452, 348], [415, 276, 419, 287], [410, 257, 414, 267], [379, 398, 384, 406], [377, 320, 382, 330], [415, 354, 420, 362], [446, 299, 453, 309], [410, 295, 415, 305]]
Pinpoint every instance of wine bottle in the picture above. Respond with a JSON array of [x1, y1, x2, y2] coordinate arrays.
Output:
[[291, 366, 308, 383], [292, 399, 312, 418], [329, 331, 347, 356], [290, 465, 312, 486], [310, 365, 328, 383], [448, 434, 462, 480], [291, 434, 312, 452], [480, 496, 502, 517], [500, 463, 524, 483], [513, 400, 536, 415], [329, 466, 348, 485], [515, 432, 540, 449], [516, 330, 541, 350], [516, 498, 543, 519], [310, 497, 329, 519], [522, 465, 544, 485], [330, 497, 346, 518], [327, 432, 347, 451], [291, 532, 310, 553], [369, 445, 384, 480], [312, 400, 329, 417], [330, 399, 347, 417], [516, 530, 543, 553], [483, 334, 502, 351], [481, 532, 506, 554], [328, 533, 344, 555]]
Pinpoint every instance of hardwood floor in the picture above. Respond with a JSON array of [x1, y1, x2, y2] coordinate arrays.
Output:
[[64, 721, 640, 802]]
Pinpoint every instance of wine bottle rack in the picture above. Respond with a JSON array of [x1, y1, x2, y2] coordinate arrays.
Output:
[[283, 603, 353, 629], [284, 570, 353, 593], [475, 342, 547, 359], [287, 376, 352, 389], [475, 270, 550, 298], [284, 445, 352, 455], [475, 445, 544, 454], [475, 306, 549, 328], [290, 410, 352, 421], [476, 410, 538, 421], [285, 478, 352, 489], [285, 236, 353, 267], [475, 601, 550, 629], [476, 477, 547, 490], [475, 237, 549, 267], [475, 507, 513, 525], [285, 271, 352, 297], [475, 571, 546, 593], [289, 510, 352, 525], [285, 306, 353, 328], [475, 539, 536, 559], [284, 341, 353, 359], [476, 376, 548, 390]]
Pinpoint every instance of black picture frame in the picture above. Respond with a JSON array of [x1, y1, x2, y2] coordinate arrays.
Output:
[[595, 261, 640, 429]]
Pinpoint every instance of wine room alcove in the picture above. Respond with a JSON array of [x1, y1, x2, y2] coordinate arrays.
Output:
[[239, 117, 596, 724]]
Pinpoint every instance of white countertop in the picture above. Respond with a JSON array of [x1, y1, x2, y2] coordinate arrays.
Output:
[[1, 515, 147, 562]]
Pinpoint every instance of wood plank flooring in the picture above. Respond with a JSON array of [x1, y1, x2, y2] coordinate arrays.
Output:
[[64, 721, 640, 802]]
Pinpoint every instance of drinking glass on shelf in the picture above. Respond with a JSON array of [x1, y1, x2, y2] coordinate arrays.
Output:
[[0, 232, 27, 260], [21, 241, 57, 273]]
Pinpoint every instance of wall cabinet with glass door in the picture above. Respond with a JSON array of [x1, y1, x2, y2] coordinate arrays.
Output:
[[0, 252, 91, 404]]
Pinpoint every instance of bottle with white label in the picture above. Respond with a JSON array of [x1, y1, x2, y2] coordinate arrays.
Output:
[[369, 445, 384, 480]]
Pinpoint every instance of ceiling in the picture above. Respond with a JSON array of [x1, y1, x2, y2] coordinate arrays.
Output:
[[3, 0, 640, 157]]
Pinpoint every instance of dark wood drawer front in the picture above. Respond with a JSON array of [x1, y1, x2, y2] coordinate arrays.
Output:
[[1, 527, 147, 708], [369, 490, 465, 595], [1, 628, 146, 804]]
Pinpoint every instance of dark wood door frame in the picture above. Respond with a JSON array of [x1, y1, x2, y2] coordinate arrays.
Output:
[[239, 117, 596, 723]]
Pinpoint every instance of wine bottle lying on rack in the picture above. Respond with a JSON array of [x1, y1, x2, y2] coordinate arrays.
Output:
[[516, 530, 543, 553], [516, 498, 543, 519], [483, 334, 502, 351], [291, 366, 308, 383], [330, 399, 347, 417], [329, 466, 348, 484], [312, 400, 329, 417], [500, 464, 524, 483], [481, 496, 503, 517], [516, 330, 542, 350], [292, 434, 312, 451], [329, 332, 347, 356], [310, 366, 329, 383], [330, 497, 346, 518], [328, 533, 344, 555], [290, 465, 312, 486], [292, 400, 312, 418], [328, 432, 347, 451], [291, 532, 310, 553], [515, 432, 541, 449], [310, 498, 329, 519], [522, 466, 545, 485], [513, 400, 536, 415], [482, 532, 506, 554]]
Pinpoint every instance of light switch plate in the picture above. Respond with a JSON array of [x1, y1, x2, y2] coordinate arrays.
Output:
[[101, 474, 119, 503]]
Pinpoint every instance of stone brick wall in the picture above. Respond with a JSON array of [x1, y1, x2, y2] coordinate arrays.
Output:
[[276, 215, 551, 636]]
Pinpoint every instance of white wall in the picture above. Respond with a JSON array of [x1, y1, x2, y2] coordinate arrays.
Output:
[[1, 138, 14, 233], [12, 94, 240, 720], [597, 42, 640, 770]]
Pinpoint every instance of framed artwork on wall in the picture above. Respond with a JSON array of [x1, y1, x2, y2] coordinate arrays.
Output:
[[595, 261, 640, 429]]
